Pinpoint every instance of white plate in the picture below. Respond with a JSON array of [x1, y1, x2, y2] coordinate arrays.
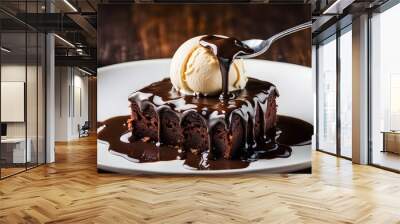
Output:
[[97, 59, 313, 174]]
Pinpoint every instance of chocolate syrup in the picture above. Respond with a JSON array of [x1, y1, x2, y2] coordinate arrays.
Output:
[[276, 115, 314, 146], [97, 114, 312, 170], [129, 78, 278, 150], [199, 35, 254, 99], [98, 116, 181, 163]]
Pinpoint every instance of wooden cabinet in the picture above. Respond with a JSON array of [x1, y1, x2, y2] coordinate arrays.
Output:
[[382, 132, 400, 154]]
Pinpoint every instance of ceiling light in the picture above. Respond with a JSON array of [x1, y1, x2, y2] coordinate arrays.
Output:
[[323, 0, 354, 15], [78, 67, 92, 76], [76, 48, 85, 55], [54, 34, 75, 48], [63, 0, 78, 12], [1, 47, 11, 53]]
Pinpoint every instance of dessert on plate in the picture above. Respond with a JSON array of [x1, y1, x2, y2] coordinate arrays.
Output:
[[124, 35, 290, 169], [97, 35, 315, 170]]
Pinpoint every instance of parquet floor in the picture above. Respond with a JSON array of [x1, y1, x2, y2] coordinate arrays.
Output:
[[1, 135, 400, 224], [1, 167, 26, 178]]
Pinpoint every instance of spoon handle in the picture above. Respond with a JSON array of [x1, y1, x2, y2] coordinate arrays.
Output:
[[269, 21, 312, 43]]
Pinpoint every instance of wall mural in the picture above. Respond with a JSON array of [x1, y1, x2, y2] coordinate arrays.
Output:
[[97, 3, 313, 174]]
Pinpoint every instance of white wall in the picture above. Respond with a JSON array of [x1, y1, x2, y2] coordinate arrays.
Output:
[[71, 73, 89, 138], [55, 66, 69, 141], [54, 66, 89, 141], [1, 63, 46, 164], [1, 64, 38, 138], [1, 65, 26, 132]]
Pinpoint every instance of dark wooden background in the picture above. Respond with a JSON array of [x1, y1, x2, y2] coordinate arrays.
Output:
[[98, 4, 311, 67]]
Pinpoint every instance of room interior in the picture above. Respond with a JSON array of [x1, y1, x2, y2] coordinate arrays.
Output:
[[0, 0, 400, 223], [0, 0, 97, 178], [313, 0, 400, 172]]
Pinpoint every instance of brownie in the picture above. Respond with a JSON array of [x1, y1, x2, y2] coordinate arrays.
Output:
[[128, 77, 279, 161], [159, 109, 183, 146]]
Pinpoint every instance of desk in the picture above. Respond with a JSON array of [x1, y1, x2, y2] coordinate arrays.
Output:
[[382, 131, 400, 154], [1, 138, 31, 163]]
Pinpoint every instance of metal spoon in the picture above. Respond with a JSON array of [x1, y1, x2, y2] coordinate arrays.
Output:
[[237, 21, 312, 59]]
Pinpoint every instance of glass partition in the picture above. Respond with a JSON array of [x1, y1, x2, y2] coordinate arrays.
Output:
[[1, 30, 28, 177], [0, 2, 46, 179], [26, 0, 42, 169]]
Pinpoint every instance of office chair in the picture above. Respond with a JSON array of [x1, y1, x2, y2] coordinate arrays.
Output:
[[79, 121, 90, 138]]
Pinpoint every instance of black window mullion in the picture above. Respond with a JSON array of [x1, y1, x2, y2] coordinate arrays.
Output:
[[336, 27, 341, 157], [0, 23, 2, 179], [367, 10, 373, 165], [24, 0, 28, 171], [36, 0, 39, 168], [44, 16, 47, 164], [315, 44, 320, 150]]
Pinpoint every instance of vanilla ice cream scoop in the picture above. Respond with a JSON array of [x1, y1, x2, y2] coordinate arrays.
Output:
[[170, 36, 248, 95]]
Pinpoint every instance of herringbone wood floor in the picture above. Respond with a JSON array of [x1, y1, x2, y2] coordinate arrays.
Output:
[[1, 136, 400, 224]]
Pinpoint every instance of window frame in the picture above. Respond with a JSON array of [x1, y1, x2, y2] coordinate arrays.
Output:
[[314, 19, 353, 161], [367, 0, 400, 173]]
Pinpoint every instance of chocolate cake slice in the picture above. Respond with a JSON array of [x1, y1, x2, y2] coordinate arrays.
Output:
[[128, 77, 279, 164]]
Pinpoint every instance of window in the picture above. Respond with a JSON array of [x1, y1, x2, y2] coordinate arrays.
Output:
[[370, 2, 400, 171], [390, 74, 400, 130], [339, 27, 352, 158], [316, 24, 353, 159], [317, 36, 337, 154]]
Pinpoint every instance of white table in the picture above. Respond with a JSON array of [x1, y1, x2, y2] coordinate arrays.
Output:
[[1, 138, 31, 163]]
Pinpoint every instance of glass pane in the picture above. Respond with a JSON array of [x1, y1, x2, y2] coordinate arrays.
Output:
[[27, 31, 38, 169], [340, 28, 352, 158], [318, 36, 337, 154], [1, 30, 27, 177], [38, 33, 45, 165], [371, 3, 400, 171], [26, 0, 38, 169], [0, 1, 46, 178]]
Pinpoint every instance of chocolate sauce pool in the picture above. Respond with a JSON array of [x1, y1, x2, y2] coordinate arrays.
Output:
[[200, 35, 254, 99], [97, 115, 312, 170]]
